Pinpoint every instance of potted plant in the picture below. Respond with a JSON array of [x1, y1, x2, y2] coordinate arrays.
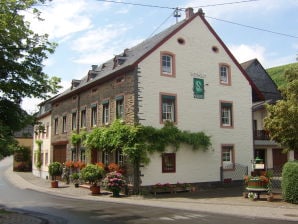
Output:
[[48, 162, 63, 188], [103, 171, 127, 197], [80, 164, 104, 194], [71, 172, 80, 188]]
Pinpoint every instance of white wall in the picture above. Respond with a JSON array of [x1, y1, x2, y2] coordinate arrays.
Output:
[[32, 114, 51, 179], [138, 15, 253, 185]]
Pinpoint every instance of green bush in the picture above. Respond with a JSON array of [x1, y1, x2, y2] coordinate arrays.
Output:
[[48, 162, 63, 181], [80, 164, 104, 186], [282, 161, 298, 204]]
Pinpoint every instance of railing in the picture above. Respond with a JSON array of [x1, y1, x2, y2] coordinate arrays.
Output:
[[254, 130, 270, 140]]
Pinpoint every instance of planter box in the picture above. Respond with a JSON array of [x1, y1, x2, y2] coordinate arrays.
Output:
[[247, 179, 267, 189]]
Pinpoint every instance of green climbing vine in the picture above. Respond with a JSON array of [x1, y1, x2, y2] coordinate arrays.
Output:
[[35, 140, 42, 169]]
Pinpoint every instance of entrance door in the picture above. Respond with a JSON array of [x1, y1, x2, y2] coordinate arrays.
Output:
[[53, 145, 66, 164], [272, 148, 287, 170], [91, 149, 98, 164]]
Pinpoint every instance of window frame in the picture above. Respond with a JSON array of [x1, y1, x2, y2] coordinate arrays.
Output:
[[102, 100, 110, 125], [220, 101, 233, 128], [71, 111, 77, 131], [219, 63, 231, 85], [54, 118, 58, 135], [221, 144, 235, 170], [91, 104, 97, 127], [80, 108, 86, 128], [162, 153, 176, 173], [62, 115, 67, 133], [116, 96, 124, 120], [160, 93, 177, 124], [160, 51, 176, 77]]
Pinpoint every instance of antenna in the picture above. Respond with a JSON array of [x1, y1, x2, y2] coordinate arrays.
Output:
[[173, 7, 181, 23]]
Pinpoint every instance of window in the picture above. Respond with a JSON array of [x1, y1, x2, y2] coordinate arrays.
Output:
[[91, 104, 97, 127], [80, 149, 86, 162], [161, 52, 175, 77], [45, 152, 48, 165], [219, 64, 231, 85], [116, 149, 124, 166], [102, 101, 109, 125], [54, 118, 58, 135], [62, 116, 67, 133], [116, 96, 124, 119], [80, 108, 86, 128], [220, 101, 233, 127], [102, 151, 109, 165], [46, 124, 49, 138], [161, 94, 176, 123], [72, 111, 77, 131], [162, 153, 176, 173], [222, 145, 234, 170]]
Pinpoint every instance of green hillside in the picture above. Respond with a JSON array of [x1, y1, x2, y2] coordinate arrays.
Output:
[[266, 62, 298, 88]]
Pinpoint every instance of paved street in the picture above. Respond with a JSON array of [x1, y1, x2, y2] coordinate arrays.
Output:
[[1, 156, 298, 223]]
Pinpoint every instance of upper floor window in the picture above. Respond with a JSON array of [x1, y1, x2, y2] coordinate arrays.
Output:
[[116, 149, 124, 166], [219, 64, 231, 85], [161, 52, 175, 77], [102, 100, 109, 125], [62, 115, 67, 133], [91, 104, 97, 127], [102, 151, 110, 166], [72, 111, 77, 131], [222, 145, 234, 170], [46, 124, 49, 138], [162, 153, 176, 173], [220, 101, 233, 128], [80, 108, 86, 128], [116, 96, 124, 120], [54, 118, 58, 135], [160, 94, 176, 123]]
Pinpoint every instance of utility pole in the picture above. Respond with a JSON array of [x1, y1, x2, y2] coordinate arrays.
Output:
[[173, 7, 181, 23]]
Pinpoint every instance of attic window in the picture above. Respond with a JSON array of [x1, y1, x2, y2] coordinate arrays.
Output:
[[177, 38, 185, 45], [113, 56, 126, 68], [116, 76, 125, 84], [212, 46, 219, 53], [71, 79, 81, 89], [88, 72, 97, 81]]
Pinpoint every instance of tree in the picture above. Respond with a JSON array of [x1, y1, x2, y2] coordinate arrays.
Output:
[[0, 0, 61, 158], [264, 66, 298, 151]]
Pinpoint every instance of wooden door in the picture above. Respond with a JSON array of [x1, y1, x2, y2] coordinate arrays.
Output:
[[272, 148, 287, 170], [91, 149, 98, 164], [53, 145, 66, 164]]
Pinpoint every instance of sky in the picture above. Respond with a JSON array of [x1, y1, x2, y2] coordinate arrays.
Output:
[[22, 0, 298, 113]]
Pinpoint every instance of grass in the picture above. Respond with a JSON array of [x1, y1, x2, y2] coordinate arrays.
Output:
[[266, 62, 298, 88]]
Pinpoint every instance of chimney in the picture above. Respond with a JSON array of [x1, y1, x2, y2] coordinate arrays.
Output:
[[185, 7, 194, 19]]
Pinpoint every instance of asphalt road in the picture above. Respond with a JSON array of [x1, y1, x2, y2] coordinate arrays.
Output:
[[0, 158, 295, 224]]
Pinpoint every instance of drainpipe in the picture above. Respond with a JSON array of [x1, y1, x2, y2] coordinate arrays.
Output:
[[76, 93, 80, 161]]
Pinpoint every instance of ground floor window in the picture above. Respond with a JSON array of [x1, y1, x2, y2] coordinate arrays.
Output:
[[222, 145, 234, 170], [162, 153, 176, 173]]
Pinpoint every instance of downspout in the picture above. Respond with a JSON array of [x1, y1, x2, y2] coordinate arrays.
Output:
[[76, 93, 80, 161]]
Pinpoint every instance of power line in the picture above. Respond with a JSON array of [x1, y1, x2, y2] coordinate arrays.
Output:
[[206, 16, 298, 39], [148, 11, 174, 38], [95, 0, 260, 9]]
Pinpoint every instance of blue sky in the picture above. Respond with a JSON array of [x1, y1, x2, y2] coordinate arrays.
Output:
[[22, 0, 298, 113]]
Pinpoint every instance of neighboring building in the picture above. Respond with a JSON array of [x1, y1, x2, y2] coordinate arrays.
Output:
[[32, 99, 53, 179], [241, 58, 297, 172], [43, 8, 261, 186], [14, 125, 33, 149]]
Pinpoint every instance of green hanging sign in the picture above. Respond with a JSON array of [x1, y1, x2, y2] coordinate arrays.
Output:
[[193, 78, 204, 99]]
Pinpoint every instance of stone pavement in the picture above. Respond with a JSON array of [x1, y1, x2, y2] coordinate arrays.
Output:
[[3, 167, 298, 223]]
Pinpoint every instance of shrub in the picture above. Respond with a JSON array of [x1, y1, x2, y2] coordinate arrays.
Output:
[[282, 161, 298, 204], [80, 164, 104, 186], [48, 162, 63, 181]]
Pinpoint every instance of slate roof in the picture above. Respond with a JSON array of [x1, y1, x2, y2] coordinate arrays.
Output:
[[55, 18, 188, 101], [241, 59, 281, 102]]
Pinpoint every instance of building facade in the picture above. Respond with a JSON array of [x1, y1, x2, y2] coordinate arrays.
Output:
[[38, 8, 260, 186]]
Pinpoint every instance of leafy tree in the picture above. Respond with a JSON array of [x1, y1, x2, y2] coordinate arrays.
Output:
[[0, 0, 61, 158], [264, 66, 298, 151]]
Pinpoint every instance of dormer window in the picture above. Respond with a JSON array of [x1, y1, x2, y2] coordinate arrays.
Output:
[[71, 79, 81, 89], [88, 72, 97, 81]]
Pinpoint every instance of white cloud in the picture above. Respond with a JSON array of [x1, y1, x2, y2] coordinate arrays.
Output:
[[229, 44, 266, 64], [27, 0, 93, 40]]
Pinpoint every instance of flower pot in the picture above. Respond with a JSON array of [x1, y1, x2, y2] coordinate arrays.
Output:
[[112, 189, 120, 197], [90, 185, 100, 195], [51, 180, 58, 188], [74, 183, 79, 188]]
